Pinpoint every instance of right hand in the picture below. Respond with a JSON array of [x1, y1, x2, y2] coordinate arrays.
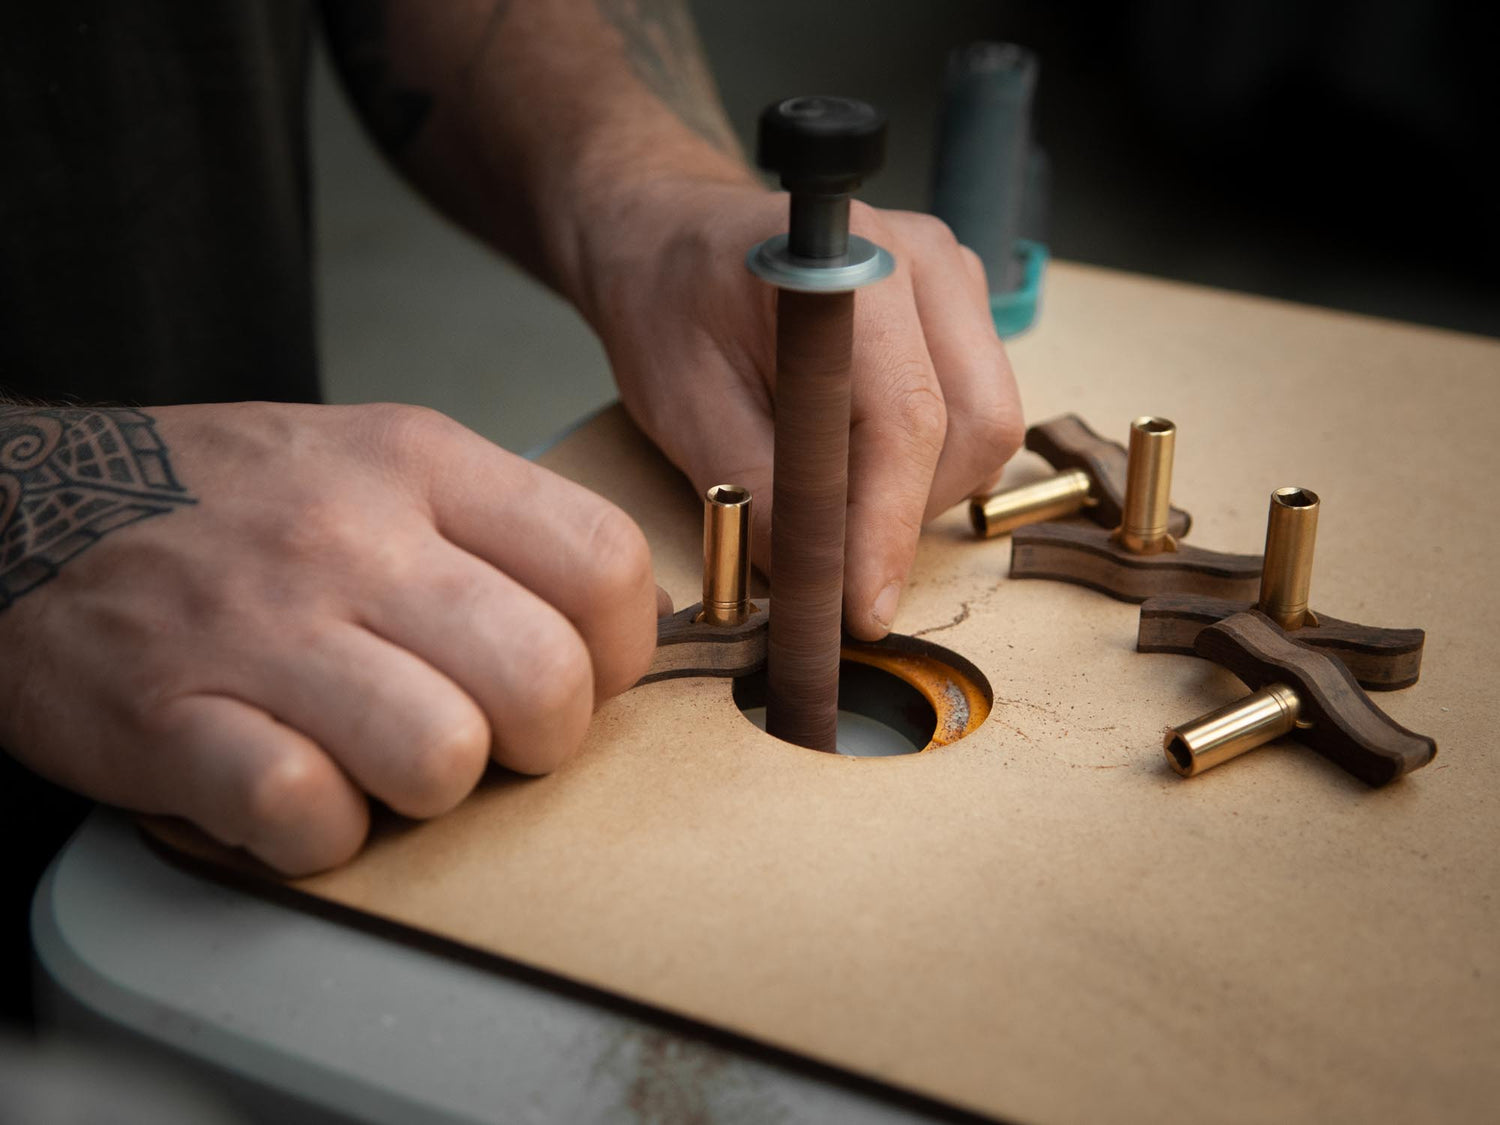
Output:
[[0, 402, 659, 874], [580, 181, 1023, 642]]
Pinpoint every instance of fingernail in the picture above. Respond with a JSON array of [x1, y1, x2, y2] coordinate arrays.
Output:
[[871, 581, 901, 632]]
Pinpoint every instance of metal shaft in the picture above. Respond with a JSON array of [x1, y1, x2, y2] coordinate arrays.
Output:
[[1164, 683, 1302, 777], [1115, 416, 1176, 554], [970, 468, 1091, 538], [765, 289, 854, 752], [701, 485, 752, 626], [788, 194, 851, 260], [1258, 486, 1320, 630]]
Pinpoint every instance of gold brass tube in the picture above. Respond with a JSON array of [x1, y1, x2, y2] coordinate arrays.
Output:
[[1164, 683, 1302, 777], [1114, 416, 1177, 554], [969, 469, 1092, 538], [1258, 486, 1320, 630], [701, 484, 752, 626]]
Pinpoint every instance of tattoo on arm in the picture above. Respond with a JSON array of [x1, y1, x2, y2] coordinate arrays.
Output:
[[0, 408, 196, 612], [320, 0, 435, 155], [594, 0, 741, 155]]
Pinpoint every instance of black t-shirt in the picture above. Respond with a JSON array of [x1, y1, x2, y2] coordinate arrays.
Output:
[[0, 1, 320, 407], [1, 2, 322, 1025]]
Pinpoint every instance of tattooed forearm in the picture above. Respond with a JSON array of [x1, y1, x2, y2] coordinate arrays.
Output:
[[0, 408, 195, 611], [320, 0, 435, 155], [594, 0, 740, 155]]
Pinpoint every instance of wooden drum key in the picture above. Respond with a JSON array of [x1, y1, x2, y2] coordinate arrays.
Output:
[[1159, 611, 1436, 787], [639, 483, 768, 686], [969, 413, 1192, 539], [1004, 416, 1263, 602], [1138, 486, 1426, 689]]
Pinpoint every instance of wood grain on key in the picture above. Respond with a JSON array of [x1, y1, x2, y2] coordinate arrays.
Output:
[[1139, 593, 1425, 690], [637, 600, 769, 685], [1010, 521, 1262, 603]]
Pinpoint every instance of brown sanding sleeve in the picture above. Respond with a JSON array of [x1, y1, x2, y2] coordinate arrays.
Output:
[[765, 289, 855, 752]]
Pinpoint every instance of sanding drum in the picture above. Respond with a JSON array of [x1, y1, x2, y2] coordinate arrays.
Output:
[[747, 97, 894, 751]]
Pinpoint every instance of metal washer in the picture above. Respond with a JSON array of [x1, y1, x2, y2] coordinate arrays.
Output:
[[746, 234, 895, 293]]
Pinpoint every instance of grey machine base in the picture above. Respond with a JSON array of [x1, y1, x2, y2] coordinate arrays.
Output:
[[32, 810, 972, 1125]]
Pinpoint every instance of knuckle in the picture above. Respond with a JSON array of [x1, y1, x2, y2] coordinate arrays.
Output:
[[134, 696, 197, 755], [958, 244, 987, 282], [399, 712, 491, 818], [365, 402, 455, 448], [357, 403, 466, 479], [882, 208, 958, 249], [912, 211, 959, 245], [891, 374, 949, 451], [965, 355, 1024, 464], [978, 399, 1025, 463], [948, 410, 1024, 498], [242, 748, 339, 840], [503, 623, 593, 775], [578, 503, 654, 607], [527, 627, 594, 721], [269, 493, 368, 565]]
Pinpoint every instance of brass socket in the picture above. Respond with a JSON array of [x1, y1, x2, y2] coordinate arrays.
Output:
[[1164, 683, 1302, 777], [1258, 486, 1320, 630], [1114, 416, 1177, 554], [969, 469, 1092, 538], [701, 484, 752, 626]]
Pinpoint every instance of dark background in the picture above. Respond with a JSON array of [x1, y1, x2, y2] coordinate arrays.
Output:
[[699, 0, 1498, 338]]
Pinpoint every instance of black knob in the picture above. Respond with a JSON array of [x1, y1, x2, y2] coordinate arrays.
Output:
[[757, 96, 887, 193]]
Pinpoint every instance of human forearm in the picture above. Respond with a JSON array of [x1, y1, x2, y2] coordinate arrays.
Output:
[[322, 2, 1026, 645], [320, 0, 754, 308]]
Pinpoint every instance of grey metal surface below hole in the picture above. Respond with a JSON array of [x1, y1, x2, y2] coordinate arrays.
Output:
[[732, 662, 936, 756]]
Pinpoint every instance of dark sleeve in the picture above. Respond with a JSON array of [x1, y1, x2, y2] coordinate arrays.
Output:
[[0, 1, 321, 407]]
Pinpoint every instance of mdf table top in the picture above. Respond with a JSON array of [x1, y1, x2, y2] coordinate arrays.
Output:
[[157, 262, 1500, 1124]]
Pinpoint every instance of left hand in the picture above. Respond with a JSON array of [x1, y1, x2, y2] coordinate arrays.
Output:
[[580, 180, 1024, 640]]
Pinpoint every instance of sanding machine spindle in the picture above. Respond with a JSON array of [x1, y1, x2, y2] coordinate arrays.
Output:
[[747, 96, 894, 753]]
